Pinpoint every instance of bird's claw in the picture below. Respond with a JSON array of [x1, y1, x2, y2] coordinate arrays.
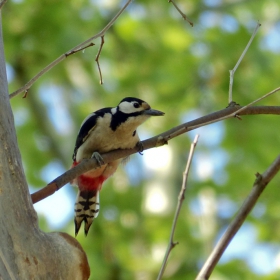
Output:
[[91, 152, 105, 166], [136, 142, 144, 155]]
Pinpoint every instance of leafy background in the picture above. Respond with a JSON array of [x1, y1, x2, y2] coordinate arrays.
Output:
[[4, 0, 280, 279]]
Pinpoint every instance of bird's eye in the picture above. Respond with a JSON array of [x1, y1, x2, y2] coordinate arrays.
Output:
[[133, 103, 140, 108]]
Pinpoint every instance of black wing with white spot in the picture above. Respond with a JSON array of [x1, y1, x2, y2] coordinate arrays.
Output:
[[72, 108, 111, 161]]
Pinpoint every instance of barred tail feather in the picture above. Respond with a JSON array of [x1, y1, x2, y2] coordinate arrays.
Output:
[[74, 190, 100, 236]]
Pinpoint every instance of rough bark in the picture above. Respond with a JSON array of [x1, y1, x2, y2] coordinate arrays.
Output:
[[0, 14, 90, 280]]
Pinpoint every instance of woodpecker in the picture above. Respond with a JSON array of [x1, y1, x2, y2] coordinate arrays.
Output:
[[71, 97, 164, 236]]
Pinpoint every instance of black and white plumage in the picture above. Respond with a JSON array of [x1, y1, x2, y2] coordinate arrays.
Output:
[[71, 97, 164, 235]]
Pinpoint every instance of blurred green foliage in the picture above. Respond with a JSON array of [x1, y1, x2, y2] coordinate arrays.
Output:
[[4, 0, 280, 279]]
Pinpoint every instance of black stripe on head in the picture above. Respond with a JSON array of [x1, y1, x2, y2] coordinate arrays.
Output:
[[119, 97, 145, 105]]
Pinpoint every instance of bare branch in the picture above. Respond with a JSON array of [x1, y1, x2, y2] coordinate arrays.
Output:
[[231, 86, 280, 117], [228, 22, 261, 103], [9, 0, 133, 99], [19, 43, 95, 99], [157, 135, 199, 280], [175, 86, 280, 137], [168, 0, 193, 26], [31, 105, 280, 204], [195, 154, 280, 280], [65, 42, 95, 57], [0, 0, 7, 10], [95, 36, 105, 85]]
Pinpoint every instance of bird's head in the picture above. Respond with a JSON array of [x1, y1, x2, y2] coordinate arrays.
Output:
[[118, 97, 164, 117]]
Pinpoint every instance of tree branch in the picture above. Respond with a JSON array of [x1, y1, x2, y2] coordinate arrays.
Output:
[[157, 135, 199, 280], [195, 154, 280, 280], [95, 36, 105, 85], [229, 22, 261, 103], [168, 0, 193, 26], [31, 105, 280, 204], [9, 0, 133, 99], [0, 0, 7, 10], [0, 12, 90, 278]]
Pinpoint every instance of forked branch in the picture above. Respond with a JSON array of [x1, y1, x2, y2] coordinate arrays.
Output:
[[9, 0, 133, 99], [228, 22, 261, 103], [95, 36, 105, 84], [195, 154, 280, 280]]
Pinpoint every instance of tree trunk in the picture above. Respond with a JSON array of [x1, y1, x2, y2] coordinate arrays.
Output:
[[0, 14, 90, 280]]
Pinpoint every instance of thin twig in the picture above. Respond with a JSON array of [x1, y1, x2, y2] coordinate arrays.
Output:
[[168, 0, 193, 26], [228, 22, 261, 103], [231, 86, 280, 117], [30, 104, 280, 204], [9, 0, 133, 99], [157, 135, 199, 280], [166, 86, 280, 141], [0, 0, 7, 9], [65, 42, 95, 57], [23, 90, 28, 98], [95, 36, 105, 85], [195, 154, 280, 280], [19, 43, 95, 99]]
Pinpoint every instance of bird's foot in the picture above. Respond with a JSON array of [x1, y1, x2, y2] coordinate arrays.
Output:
[[91, 152, 105, 166], [136, 141, 144, 155]]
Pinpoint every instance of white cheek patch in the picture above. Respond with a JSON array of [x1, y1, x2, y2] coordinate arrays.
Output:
[[119, 101, 142, 114]]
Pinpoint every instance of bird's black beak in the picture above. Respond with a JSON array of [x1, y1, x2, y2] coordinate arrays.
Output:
[[142, 108, 165, 116]]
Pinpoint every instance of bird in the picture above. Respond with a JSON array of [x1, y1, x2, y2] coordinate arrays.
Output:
[[71, 97, 164, 236]]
